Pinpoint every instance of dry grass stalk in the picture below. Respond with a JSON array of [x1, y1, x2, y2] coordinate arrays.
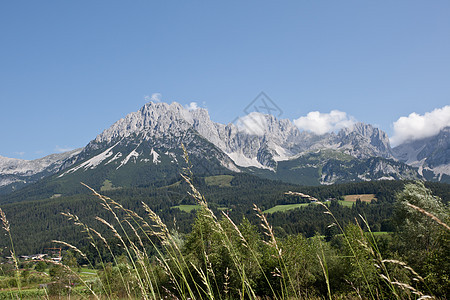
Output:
[[382, 260, 424, 282], [81, 186, 150, 299], [90, 227, 132, 297], [178, 148, 261, 299], [389, 280, 425, 297], [317, 202, 378, 299], [406, 202, 450, 231], [223, 267, 230, 295], [0, 207, 10, 232], [52, 240, 87, 259], [221, 211, 248, 247], [317, 253, 332, 300], [142, 202, 170, 238], [94, 217, 149, 299], [41, 259, 100, 300], [253, 204, 282, 257], [0, 207, 21, 296], [95, 216, 121, 239], [190, 261, 214, 300]]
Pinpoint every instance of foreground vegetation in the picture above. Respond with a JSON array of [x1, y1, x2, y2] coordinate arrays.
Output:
[[0, 154, 448, 299], [3, 174, 449, 256]]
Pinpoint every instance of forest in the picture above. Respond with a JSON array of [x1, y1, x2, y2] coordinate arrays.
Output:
[[0, 167, 449, 299], [1, 172, 448, 256]]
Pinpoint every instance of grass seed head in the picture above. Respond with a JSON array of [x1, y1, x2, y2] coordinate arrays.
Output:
[[0, 208, 10, 232]]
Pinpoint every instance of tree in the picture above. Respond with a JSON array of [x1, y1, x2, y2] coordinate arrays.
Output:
[[394, 181, 448, 252], [35, 261, 48, 272], [393, 181, 450, 298]]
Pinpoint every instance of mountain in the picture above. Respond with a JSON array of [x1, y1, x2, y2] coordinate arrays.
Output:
[[393, 127, 450, 183], [0, 101, 438, 201], [191, 112, 394, 170], [244, 149, 420, 186], [0, 103, 244, 201], [334, 122, 394, 159], [0, 149, 81, 194]]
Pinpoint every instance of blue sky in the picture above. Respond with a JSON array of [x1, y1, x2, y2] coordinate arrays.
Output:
[[1, 1, 449, 160]]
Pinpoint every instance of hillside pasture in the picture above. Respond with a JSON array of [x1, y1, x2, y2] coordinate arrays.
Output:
[[343, 194, 377, 202], [204, 175, 234, 187], [171, 204, 201, 212], [264, 199, 362, 213]]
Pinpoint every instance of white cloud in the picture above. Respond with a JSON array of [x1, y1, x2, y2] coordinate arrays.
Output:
[[293, 110, 355, 135], [145, 93, 162, 103], [55, 146, 74, 153], [390, 105, 450, 146], [14, 151, 25, 157], [236, 112, 267, 136], [185, 102, 199, 111]]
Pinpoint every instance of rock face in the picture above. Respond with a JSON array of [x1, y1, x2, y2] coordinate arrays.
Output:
[[2, 101, 447, 195], [335, 123, 394, 159], [0, 149, 81, 193], [393, 127, 450, 181], [85, 102, 395, 170]]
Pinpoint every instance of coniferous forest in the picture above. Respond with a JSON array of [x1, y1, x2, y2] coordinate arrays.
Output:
[[0, 169, 449, 299]]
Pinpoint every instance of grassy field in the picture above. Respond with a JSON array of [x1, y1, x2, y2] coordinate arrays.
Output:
[[100, 179, 121, 191], [338, 200, 354, 207], [264, 193, 378, 214], [0, 266, 99, 299], [204, 175, 234, 187], [171, 204, 201, 212], [264, 200, 356, 213], [343, 194, 377, 202], [371, 231, 390, 236], [172, 204, 230, 213], [263, 203, 311, 213]]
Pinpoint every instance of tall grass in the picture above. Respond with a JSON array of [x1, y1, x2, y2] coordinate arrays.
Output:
[[0, 207, 21, 299], [0, 154, 443, 299]]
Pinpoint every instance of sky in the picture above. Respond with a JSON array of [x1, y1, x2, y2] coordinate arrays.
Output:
[[1, 1, 449, 160]]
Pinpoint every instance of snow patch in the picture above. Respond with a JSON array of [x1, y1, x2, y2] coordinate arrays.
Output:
[[430, 163, 450, 177], [357, 174, 371, 181], [117, 148, 140, 169], [150, 148, 161, 164], [60, 144, 118, 176], [272, 144, 291, 162], [226, 152, 272, 170], [165, 151, 178, 163], [0, 178, 24, 186], [377, 176, 395, 181], [106, 152, 123, 165]]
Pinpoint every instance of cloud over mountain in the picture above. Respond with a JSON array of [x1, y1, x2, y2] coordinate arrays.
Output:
[[390, 105, 450, 146], [236, 112, 267, 136], [185, 102, 199, 111], [145, 93, 162, 103], [293, 110, 355, 135]]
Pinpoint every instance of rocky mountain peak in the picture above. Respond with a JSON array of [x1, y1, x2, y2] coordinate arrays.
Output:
[[337, 122, 394, 159], [2, 101, 449, 195], [393, 126, 449, 179], [84, 103, 397, 169], [91, 102, 198, 145]]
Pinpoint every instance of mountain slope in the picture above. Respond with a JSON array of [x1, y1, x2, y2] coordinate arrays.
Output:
[[0, 149, 81, 194], [393, 127, 450, 183], [47, 102, 412, 185], [1, 101, 441, 201], [0, 103, 243, 202], [246, 149, 421, 186]]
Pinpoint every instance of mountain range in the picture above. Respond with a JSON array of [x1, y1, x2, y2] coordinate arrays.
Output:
[[1, 101, 448, 199]]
